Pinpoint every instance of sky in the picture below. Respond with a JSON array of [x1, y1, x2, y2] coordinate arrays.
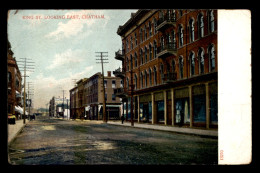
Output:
[[7, 9, 137, 109]]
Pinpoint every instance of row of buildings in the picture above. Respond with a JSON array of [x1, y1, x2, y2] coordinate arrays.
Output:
[[7, 41, 26, 119], [114, 9, 218, 129], [66, 9, 218, 129]]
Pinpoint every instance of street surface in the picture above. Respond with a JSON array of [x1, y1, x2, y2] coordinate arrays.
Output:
[[8, 116, 218, 165]]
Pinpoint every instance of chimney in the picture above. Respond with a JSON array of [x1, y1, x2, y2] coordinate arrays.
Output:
[[107, 71, 111, 77]]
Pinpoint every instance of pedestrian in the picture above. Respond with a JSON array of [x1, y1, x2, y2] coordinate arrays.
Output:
[[121, 114, 125, 124]]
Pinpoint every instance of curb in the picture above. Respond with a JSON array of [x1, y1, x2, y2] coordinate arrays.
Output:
[[8, 122, 27, 146]]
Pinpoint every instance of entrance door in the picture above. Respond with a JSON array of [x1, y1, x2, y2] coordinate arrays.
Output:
[[143, 103, 149, 122]]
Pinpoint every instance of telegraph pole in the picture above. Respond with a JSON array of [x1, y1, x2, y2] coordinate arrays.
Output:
[[62, 89, 65, 119], [96, 52, 108, 123], [17, 58, 35, 124], [27, 82, 34, 120]]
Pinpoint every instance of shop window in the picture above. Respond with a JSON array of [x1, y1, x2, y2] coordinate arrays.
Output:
[[157, 101, 164, 123], [193, 95, 206, 123], [175, 98, 190, 125]]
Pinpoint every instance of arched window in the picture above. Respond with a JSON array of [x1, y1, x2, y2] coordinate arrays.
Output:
[[140, 72, 143, 88], [126, 77, 129, 90], [153, 41, 157, 58], [130, 54, 133, 70], [134, 74, 137, 90], [149, 68, 152, 86], [160, 36, 165, 50], [130, 36, 133, 50], [145, 70, 148, 87], [179, 25, 184, 47], [145, 47, 148, 63], [172, 59, 175, 72], [198, 13, 204, 38], [140, 49, 143, 65], [134, 52, 137, 68], [190, 52, 195, 76], [126, 57, 129, 71], [179, 56, 184, 79], [209, 10, 215, 33], [172, 10, 176, 21], [189, 19, 195, 42], [8, 71, 12, 84], [149, 21, 152, 37], [140, 28, 143, 43], [209, 44, 216, 71], [198, 48, 204, 74], [154, 66, 157, 85], [171, 30, 176, 48], [160, 63, 164, 83], [153, 18, 157, 34], [149, 44, 152, 60]]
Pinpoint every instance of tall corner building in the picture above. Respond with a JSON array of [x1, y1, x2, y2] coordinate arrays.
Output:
[[113, 9, 217, 129]]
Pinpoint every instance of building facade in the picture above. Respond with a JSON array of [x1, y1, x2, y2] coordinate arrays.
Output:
[[49, 96, 70, 118], [114, 9, 217, 128], [7, 41, 23, 119], [70, 71, 122, 120]]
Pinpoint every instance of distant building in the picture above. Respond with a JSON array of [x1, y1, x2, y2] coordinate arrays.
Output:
[[7, 40, 23, 119], [113, 9, 218, 129], [49, 96, 70, 118], [69, 71, 122, 120]]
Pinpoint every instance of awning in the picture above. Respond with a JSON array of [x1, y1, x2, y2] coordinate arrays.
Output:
[[106, 105, 121, 108], [15, 106, 23, 114]]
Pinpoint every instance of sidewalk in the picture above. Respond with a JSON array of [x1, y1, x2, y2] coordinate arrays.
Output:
[[107, 120, 218, 138], [8, 119, 27, 145]]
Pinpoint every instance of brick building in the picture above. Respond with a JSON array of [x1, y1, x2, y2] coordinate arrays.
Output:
[[7, 40, 23, 119], [113, 9, 217, 128], [70, 71, 122, 120]]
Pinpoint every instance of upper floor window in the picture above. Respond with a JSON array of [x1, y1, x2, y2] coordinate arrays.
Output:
[[153, 18, 157, 34], [149, 22, 152, 37], [160, 36, 165, 49], [189, 19, 195, 42], [149, 44, 152, 61], [135, 33, 137, 46], [140, 28, 143, 43], [104, 80, 107, 88], [134, 74, 137, 90], [198, 13, 204, 38], [112, 80, 116, 88], [160, 63, 164, 83], [126, 78, 129, 90], [154, 66, 157, 85], [209, 44, 216, 71], [153, 41, 157, 58], [145, 47, 148, 63], [172, 60, 175, 72], [126, 39, 129, 52], [140, 72, 143, 88], [190, 52, 195, 76], [140, 49, 143, 65], [134, 53, 138, 68], [130, 54, 133, 70], [8, 72, 12, 84], [198, 48, 204, 74], [130, 36, 133, 50], [145, 70, 148, 87], [179, 56, 184, 79], [209, 10, 215, 33], [144, 25, 147, 40], [179, 25, 184, 47], [149, 68, 152, 86]]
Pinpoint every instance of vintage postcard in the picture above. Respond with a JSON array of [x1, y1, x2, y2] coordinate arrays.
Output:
[[7, 9, 251, 165]]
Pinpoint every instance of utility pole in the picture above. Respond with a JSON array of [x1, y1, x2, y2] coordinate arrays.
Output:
[[27, 82, 34, 120], [62, 89, 65, 119], [96, 52, 108, 123], [17, 58, 35, 124]]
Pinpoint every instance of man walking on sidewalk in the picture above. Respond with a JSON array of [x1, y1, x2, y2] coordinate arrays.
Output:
[[121, 114, 125, 124]]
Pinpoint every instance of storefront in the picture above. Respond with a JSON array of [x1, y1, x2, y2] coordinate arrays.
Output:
[[139, 94, 152, 123]]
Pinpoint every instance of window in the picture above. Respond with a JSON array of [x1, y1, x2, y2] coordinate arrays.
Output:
[[104, 80, 107, 88], [172, 60, 175, 72], [179, 26, 184, 47], [209, 45, 216, 71], [134, 53, 137, 68], [112, 80, 116, 88], [126, 78, 129, 90], [190, 52, 195, 76], [112, 94, 116, 101], [179, 56, 184, 79], [130, 36, 133, 50], [198, 13, 204, 38], [198, 48, 204, 74], [144, 25, 147, 40], [171, 30, 176, 46], [149, 44, 152, 60], [126, 57, 129, 71], [140, 72, 143, 88], [153, 18, 157, 34], [120, 80, 123, 87], [134, 74, 137, 90], [160, 63, 164, 83], [149, 68, 152, 86], [172, 10, 176, 21], [126, 39, 129, 52], [140, 49, 143, 65], [154, 66, 157, 85], [160, 36, 165, 50], [149, 22, 152, 37], [145, 70, 147, 87], [8, 72, 12, 84], [179, 10, 183, 17], [140, 28, 143, 43], [153, 41, 157, 58], [105, 93, 107, 101], [189, 19, 195, 42], [135, 33, 137, 46], [130, 54, 133, 70], [145, 47, 148, 63], [209, 10, 215, 33]]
